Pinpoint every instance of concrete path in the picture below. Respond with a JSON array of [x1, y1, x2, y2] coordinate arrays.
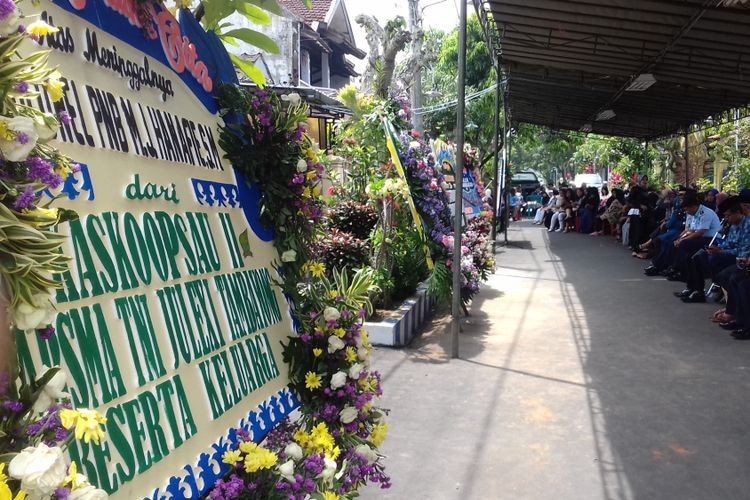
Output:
[[361, 221, 750, 500]]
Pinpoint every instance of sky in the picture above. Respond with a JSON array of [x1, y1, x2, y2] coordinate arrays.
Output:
[[344, 0, 465, 73]]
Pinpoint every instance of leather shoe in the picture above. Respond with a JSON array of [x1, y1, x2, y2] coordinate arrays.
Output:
[[681, 291, 706, 303], [666, 273, 684, 282], [660, 267, 675, 277], [644, 266, 660, 276], [720, 321, 742, 331], [674, 289, 692, 298], [732, 329, 750, 340]]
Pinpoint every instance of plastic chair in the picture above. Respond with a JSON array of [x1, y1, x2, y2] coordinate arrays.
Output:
[[523, 194, 543, 218]]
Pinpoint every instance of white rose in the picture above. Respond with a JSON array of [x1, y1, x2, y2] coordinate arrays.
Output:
[[36, 113, 60, 140], [323, 307, 340, 322], [281, 250, 296, 262], [330, 370, 347, 389], [278, 459, 295, 482], [0, 116, 39, 162], [296, 159, 308, 173], [68, 485, 109, 500], [339, 406, 358, 424], [409, 141, 420, 150], [319, 457, 337, 481], [355, 444, 378, 464], [8, 444, 67, 498], [348, 363, 363, 380], [327, 336, 345, 354], [32, 367, 67, 413], [281, 92, 301, 106], [12, 293, 56, 332], [284, 442, 303, 461], [357, 346, 369, 361], [0, 7, 20, 36]]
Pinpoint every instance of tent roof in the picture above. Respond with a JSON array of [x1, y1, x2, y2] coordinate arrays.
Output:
[[480, 0, 750, 139]]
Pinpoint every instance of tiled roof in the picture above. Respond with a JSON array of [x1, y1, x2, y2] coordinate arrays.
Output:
[[278, 0, 333, 24]]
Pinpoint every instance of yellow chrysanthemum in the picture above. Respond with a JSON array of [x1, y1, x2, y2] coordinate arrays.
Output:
[[304, 371, 322, 390], [328, 290, 338, 299], [345, 346, 357, 363], [222, 450, 242, 466], [27, 20, 59, 36], [60, 408, 107, 445], [238, 441, 258, 454], [306, 170, 317, 181], [44, 78, 65, 102], [333, 328, 346, 338], [307, 261, 325, 278], [322, 492, 340, 500], [313, 348, 323, 357], [370, 422, 389, 447], [302, 186, 311, 198], [243, 446, 277, 473]]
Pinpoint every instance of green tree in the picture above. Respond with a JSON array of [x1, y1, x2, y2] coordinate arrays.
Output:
[[421, 15, 499, 177]]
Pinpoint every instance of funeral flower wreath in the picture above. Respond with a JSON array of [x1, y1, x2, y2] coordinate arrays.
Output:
[[0, 2, 109, 499]]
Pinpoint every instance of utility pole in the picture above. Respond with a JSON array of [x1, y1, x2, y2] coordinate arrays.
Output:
[[408, 0, 424, 133], [451, 0, 467, 359]]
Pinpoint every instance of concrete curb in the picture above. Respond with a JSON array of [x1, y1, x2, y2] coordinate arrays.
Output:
[[366, 282, 435, 347]]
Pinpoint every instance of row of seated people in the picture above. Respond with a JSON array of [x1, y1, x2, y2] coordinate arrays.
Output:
[[535, 179, 750, 338], [531, 184, 629, 236]]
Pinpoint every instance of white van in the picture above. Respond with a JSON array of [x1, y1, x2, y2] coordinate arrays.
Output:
[[572, 173, 603, 190]]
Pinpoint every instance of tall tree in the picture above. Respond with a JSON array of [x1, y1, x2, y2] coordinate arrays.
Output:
[[356, 15, 411, 98]]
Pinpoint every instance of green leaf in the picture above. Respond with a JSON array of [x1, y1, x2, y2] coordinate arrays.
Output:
[[246, 0, 283, 16], [229, 53, 266, 86], [236, 2, 272, 24], [222, 28, 279, 54], [201, 0, 236, 30], [238, 229, 253, 258]]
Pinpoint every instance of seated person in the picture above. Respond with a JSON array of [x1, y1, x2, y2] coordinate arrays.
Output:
[[664, 192, 722, 282], [535, 189, 558, 224], [549, 190, 570, 232], [645, 187, 688, 276], [593, 188, 625, 237], [675, 197, 750, 303]]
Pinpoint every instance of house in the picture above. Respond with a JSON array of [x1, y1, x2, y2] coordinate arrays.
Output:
[[225, 0, 364, 150], [225, 0, 365, 92]]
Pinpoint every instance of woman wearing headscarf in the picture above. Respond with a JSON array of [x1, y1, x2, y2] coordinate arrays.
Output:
[[625, 174, 651, 252]]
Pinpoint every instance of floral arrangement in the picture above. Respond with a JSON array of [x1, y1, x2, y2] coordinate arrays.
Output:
[[215, 86, 391, 499], [218, 86, 324, 286], [1, 367, 109, 499], [0, 7, 110, 499]]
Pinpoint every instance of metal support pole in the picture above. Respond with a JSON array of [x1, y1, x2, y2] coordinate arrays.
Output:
[[451, 0, 467, 359], [490, 61, 501, 247], [684, 129, 690, 187], [504, 121, 511, 244]]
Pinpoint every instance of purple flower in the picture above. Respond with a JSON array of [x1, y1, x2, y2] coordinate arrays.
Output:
[[37, 326, 55, 340], [58, 111, 71, 125], [0, 0, 14, 22], [27, 156, 63, 189], [52, 487, 70, 500], [2, 400, 24, 412], [292, 173, 305, 185], [15, 81, 28, 93], [16, 24, 25, 33], [16, 131, 28, 144], [14, 186, 35, 209]]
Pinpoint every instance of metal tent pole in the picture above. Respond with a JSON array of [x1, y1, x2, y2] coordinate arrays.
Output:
[[685, 129, 690, 187], [504, 120, 511, 244], [490, 60, 501, 248], [451, 0, 467, 359]]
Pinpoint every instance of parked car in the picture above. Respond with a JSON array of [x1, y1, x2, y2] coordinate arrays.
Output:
[[510, 171, 543, 197], [572, 173, 604, 190]]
